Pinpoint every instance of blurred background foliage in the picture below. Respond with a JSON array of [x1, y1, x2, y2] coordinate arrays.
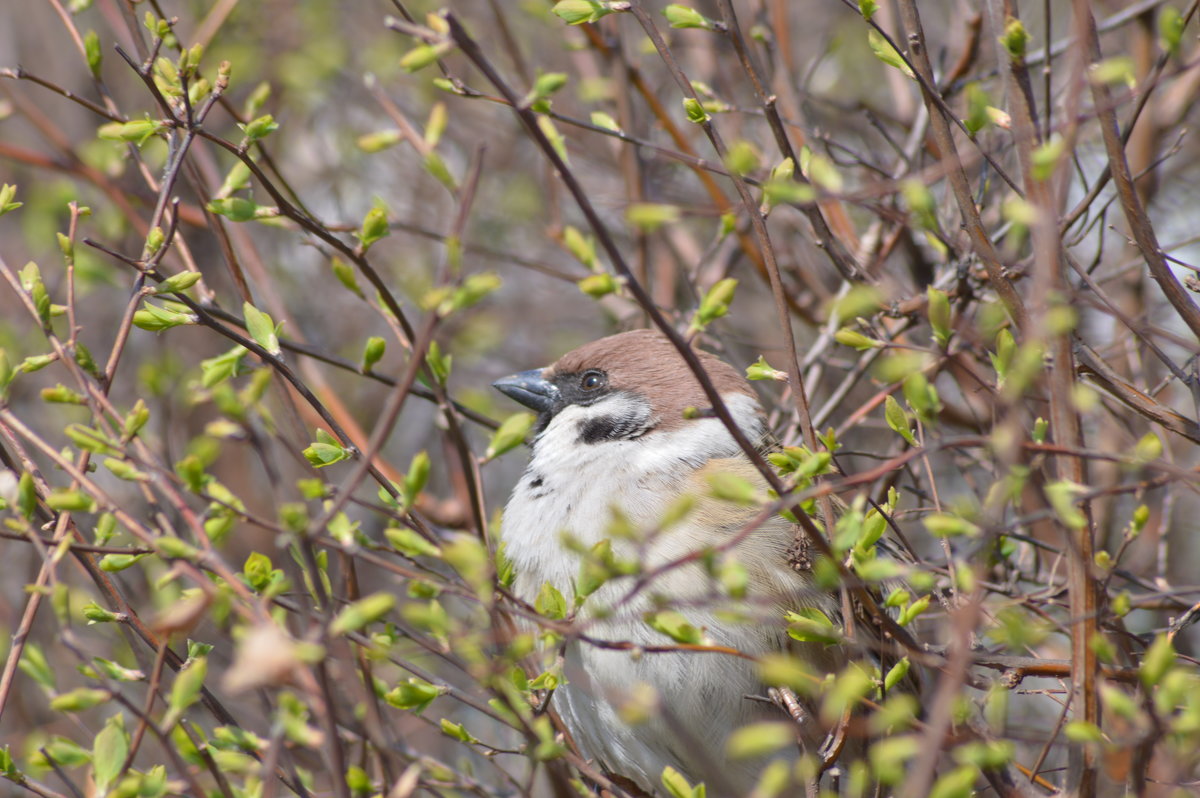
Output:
[[0, 1, 1199, 797]]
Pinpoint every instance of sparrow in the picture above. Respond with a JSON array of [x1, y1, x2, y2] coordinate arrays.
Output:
[[493, 330, 862, 796]]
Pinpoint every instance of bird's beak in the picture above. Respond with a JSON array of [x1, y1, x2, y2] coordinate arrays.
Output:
[[492, 369, 558, 414]]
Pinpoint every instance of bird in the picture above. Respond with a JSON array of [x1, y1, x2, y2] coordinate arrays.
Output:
[[492, 329, 883, 796]]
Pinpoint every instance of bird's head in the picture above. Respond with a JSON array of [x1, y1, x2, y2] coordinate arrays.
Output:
[[492, 329, 763, 451]]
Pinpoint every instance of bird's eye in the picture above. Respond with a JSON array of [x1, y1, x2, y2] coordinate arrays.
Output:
[[580, 371, 604, 391]]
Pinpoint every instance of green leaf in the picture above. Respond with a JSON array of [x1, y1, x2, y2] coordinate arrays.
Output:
[[442, 535, 489, 593], [423, 151, 457, 190], [167, 656, 207, 722], [897, 594, 930, 626], [884, 657, 911, 691], [64, 423, 119, 456], [82, 602, 123, 624], [691, 277, 737, 331], [0, 184, 21, 216], [576, 540, 615, 602], [243, 552, 273, 590], [385, 678, 444, 713], [132, 301, 197, 331], [590, 111, 622, 133], [330, 257, 363, 298], [645, 610, 701, 644], [239, 114, 278, 141], [663, 5, 715, 30], [35, 737, 92, 769], [17, 643, 55, 691], [330, 593, 396, 636], [537, 115, 569, 163], [884, 395, 916, 446], [785, 607, 842, 645], [1129, 504, 1150, 538], [927, 286, 951, 348], [706, 471, 758, 504], [0, 349, 12, 398], [1133, 432, 1163, 464], [50, 687, 111, 712], [385, 526, 440, 558], [535, 582, 568, 620], [485, 412, 535, 460], [152, 271, 201, 295], [357, 129, 402, 153], [1031, 135, 1065, 181], [402, 450, 430, 508], [440, 272, 502, 314], [527, 72, 568, 104], [1000, 16, 1029, 61], [682, 97, 710, 124], [927, 765, 978, 798], [626, 203, 680, 231], [723, 140, 760, 176], [870, 735, 920, 784], [552, 0, 617, 25], [902, 372, 940, 423], [425, 102, 447, 147], [400, 42, 452, 72], [439, 718, 478, 744], [122, 399, 149, 439], [355, 207, 390, 250], [834, 328, 883, 351], [1140, 634, 1175, 688], [0, 746, 19, 781], [207, 197, 278, 222], [1044, 480, 1087, 530], [98, 552, 149, 572], [425, 340, 452, 385], [562, 225, 596, 268], [97, 118, 163, 145], [1100, 684, 1138, 720], [799, 146, 843, 192], [726, 722, 794, 759], [358, 337, 386, 373], [990, 328, 1016, 384], [661, 766, 705, 798], [745, 355, 787, 382], [1063, 720, 1104, 743], [84, 30, 102, 76], [103, 457, 148, 482], [303, 440, 350, 468], [73, 342, 99, 378], [1159, 6, 1184, 57], [952, 739, 1014, 769], [902, 180, 938, 230], [762, 166, 817, 207], [217, 160, 252, 197], [963, 82, 990, 134], [495, 541, 515, 589], [242, 301, 281, 356], [868, 29, 914, 78], [91, 713, 129, 795], [922, 513, 979, 537], [46, 488, 98, 513], [200, 345, 248, 388], [578, 273, 618, 298]]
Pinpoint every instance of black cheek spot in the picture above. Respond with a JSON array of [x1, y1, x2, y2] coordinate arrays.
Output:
[[578, 416, 621, 444], [529, 475, 544, 489], [578, 412, 654, 445]]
